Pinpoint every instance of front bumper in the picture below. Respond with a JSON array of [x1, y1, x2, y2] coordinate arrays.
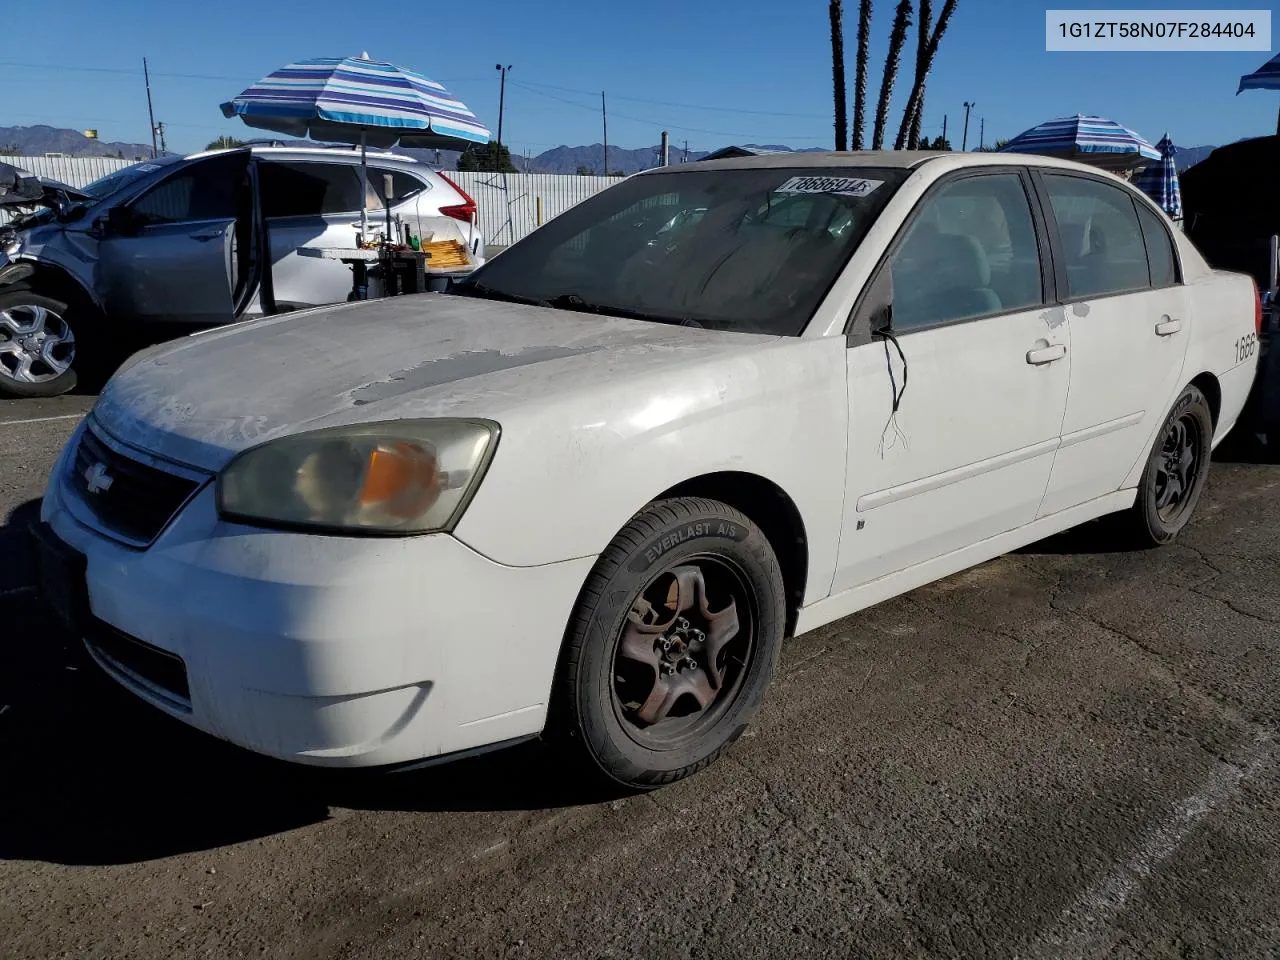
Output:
[[40, 433, 595, 768]]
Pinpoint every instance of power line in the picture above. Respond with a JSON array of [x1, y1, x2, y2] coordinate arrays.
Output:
[[0, 60, 492, 86], [514, 78, 831, 120], [0, 58, 828, 121], [510, 81, 827, 142]]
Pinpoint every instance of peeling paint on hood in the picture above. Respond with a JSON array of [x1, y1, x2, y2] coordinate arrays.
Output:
[[92, 294, 779, 471]]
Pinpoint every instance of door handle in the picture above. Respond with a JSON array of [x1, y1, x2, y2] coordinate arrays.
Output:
[[190, 228, 225, 241], [1155, 316, 1183, 336], [1026, 343, 1067, 365]]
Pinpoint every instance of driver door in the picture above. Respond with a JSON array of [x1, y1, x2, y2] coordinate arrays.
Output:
[[98, 151, 257, 325]]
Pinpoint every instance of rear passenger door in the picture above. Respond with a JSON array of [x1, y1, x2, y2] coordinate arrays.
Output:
[[258, 160, 365, 307], [832, 169, 1070, 593], [1034, 172, 1192, 516]]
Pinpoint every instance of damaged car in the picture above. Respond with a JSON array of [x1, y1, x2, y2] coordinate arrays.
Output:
[[0, 147, 483, 398], [35, 152, 1260, 789]]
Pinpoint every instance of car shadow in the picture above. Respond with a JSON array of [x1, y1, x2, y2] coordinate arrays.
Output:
[[0, 499, 616, 867]]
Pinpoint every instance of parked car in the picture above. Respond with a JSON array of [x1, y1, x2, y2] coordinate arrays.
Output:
[[0, 145, 483, 398], [35, 151, 1259, 789]]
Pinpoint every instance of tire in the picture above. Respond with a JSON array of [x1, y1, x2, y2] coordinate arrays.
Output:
[[1124, 384, 1214, 546], [0, 290, 79, 398], [550, 497, 786, 789]]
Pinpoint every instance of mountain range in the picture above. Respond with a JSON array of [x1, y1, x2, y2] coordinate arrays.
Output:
[[0, 124, 1221, 175]]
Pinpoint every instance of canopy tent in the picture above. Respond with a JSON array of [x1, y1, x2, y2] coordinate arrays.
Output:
[[221, 54, 490, 234], [998, 115, 1161, 171], [1133, 134, 1182, 221], [1237, 51, 1280, 135]]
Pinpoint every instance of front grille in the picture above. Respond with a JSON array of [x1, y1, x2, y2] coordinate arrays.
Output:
[[87, 620, 191, 706], [69, 426, 203, 545]]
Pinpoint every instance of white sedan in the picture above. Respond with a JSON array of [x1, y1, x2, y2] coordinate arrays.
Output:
[[35, 151, 1260, 788]]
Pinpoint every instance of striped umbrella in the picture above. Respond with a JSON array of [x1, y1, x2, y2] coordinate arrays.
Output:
[[1237, 51, 1280, 134], [1133, 134, 1182, 220], [221, 53, 490, 232], [998, 114, 1161, 170]]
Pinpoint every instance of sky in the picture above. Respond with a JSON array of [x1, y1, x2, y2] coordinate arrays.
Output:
[[2, 0, 1275, 157]]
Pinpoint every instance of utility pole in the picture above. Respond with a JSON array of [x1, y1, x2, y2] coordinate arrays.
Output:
[[941, 114, 948, 149], [962, 101, 975, 151], [601, 91, 608, 176], [979, 118, 985, 150], [660, 130, 669, 167], [143, 57, 158, 158], [154, 121, 167, 155], [494, 64, 511, 158]]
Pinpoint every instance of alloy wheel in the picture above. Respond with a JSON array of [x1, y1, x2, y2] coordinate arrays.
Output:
[[0, 303, 76, 384]]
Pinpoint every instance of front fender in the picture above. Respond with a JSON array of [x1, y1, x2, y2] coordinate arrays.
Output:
[[451, 336, 850, 606]]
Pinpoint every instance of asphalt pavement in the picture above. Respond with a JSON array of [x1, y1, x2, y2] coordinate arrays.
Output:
[[2, 394, 1279, 959]]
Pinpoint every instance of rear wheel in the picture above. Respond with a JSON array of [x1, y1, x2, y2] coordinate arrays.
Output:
[[550, 497, 786, 789], [1124, 384, 1214, 545], [0, 291, 79, 398]]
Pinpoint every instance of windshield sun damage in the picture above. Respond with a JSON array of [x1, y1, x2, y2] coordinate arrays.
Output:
[[455, 166, 909, 336]]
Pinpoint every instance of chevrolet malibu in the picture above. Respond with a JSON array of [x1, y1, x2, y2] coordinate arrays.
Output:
[[35, 152, 1261, 789]]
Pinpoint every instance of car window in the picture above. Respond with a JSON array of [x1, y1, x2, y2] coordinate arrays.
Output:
[[1043, 174, 1150, 298], [365, 169, 428, 211], [128, 155, 243, 225], [258, 161, 364, 218], [1135, 201, 1178, 288], [459, 166, 910, 336], [888, 173, 1044, 331]]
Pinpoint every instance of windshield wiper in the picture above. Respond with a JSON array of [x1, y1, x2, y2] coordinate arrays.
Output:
[[543, 293, 701, 328], [453, 284, 703, 328], [449, 280, 548, 307]]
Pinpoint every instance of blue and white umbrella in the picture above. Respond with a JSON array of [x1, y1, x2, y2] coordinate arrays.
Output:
[[1134, 134, 1182, 220], [221, 53, 490, 232], [1237, 51, 1280, 134], [999, 114, 1161, 170]]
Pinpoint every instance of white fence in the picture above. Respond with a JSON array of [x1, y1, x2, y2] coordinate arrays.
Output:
[[1, 156, 618, 244], [449, 171, 617, 246]]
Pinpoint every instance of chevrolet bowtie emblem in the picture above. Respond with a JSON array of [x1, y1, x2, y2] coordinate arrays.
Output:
[[84, 461, 114, 495]]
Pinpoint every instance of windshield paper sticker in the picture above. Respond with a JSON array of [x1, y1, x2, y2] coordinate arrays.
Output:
[[776, 175, 884, 198]]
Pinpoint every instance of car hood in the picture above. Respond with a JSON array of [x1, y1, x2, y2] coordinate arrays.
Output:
[[0, 162, 92, 209], [91, 294, 779, 472]]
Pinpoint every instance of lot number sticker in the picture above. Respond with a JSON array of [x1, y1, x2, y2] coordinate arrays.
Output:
[[776, 175, 884, 198]]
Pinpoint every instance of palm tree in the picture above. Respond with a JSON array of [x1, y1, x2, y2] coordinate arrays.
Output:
[[899, 0, 931, 149], [873, 0, 914, 150], [852, 0, 873, 149], [830, 1, 849, 150], [896, 0, 959, 150]]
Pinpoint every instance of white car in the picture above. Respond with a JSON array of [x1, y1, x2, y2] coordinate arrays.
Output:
[[35, 152, 1260, 788]]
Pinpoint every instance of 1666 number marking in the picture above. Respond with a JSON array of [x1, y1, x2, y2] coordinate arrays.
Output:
[[1235, 333, 1257, 364]]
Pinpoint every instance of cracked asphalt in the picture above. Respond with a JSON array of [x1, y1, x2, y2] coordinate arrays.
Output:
[[2, 394, 1279, 959]]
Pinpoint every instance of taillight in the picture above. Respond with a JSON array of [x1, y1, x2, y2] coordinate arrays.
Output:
[[1255, 280, 1264, 335], [435, 172, 477, 224]]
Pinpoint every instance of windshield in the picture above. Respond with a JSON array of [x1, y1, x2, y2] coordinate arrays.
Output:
[[457, 166, 909, 335], [81, 159, 179, 199]]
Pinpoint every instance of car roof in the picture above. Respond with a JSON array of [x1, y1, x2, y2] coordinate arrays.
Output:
[[641, 149, 1135, 182], [184, 145, 423, 166]]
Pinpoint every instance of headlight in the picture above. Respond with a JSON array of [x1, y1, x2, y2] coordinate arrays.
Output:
[[216, 419, 499, 534]]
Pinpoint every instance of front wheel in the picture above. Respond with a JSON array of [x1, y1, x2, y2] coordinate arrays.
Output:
[[550, 497, 786, 789], [1124, 384, 1214, 545], [0, 291, 79, 398]]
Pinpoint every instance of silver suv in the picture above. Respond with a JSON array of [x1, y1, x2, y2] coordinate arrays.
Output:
[[0, 145, 484, 398]]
